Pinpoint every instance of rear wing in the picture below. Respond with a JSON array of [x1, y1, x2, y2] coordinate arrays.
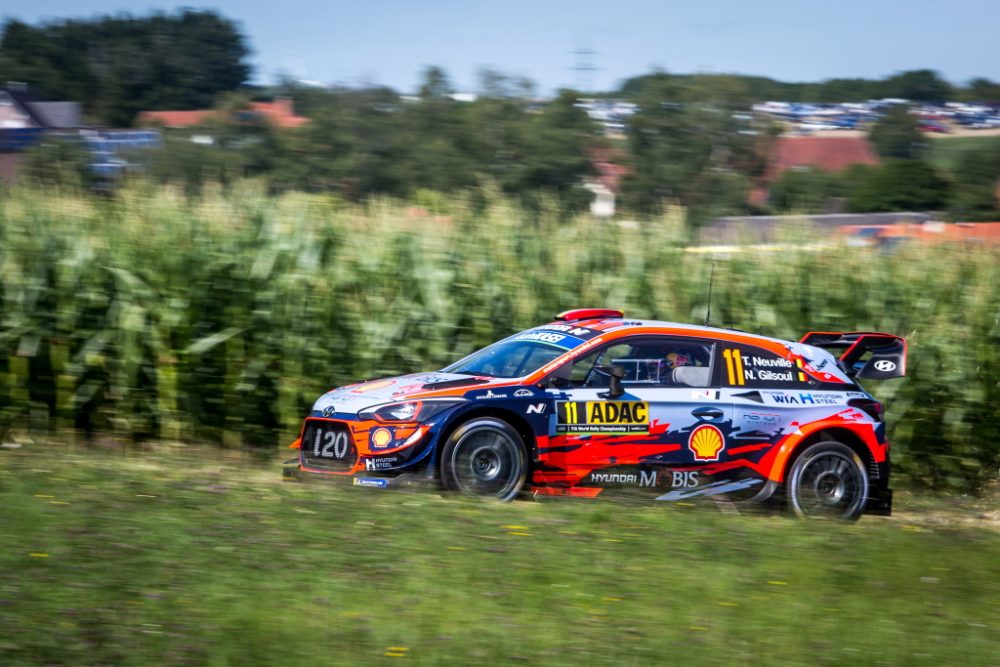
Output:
[[799, 331, 907, 380]]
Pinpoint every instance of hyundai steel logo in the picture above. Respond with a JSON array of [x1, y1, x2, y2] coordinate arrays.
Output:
[[873, 360, 897, 372]]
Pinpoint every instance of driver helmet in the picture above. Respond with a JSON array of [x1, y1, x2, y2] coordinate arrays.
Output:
[[664, 351, 693, 368]]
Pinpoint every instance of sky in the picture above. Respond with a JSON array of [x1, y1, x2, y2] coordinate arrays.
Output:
[[4, 0, 1000, 94]]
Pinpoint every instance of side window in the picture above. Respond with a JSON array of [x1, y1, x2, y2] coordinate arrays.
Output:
[[560, 337, 714, 388], [718, 343, 811, 388]]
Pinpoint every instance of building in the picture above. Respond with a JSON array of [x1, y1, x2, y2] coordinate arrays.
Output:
[[136, 98, 309, 129], [748, 136, 881, 208], [1, 83, 82, 130]]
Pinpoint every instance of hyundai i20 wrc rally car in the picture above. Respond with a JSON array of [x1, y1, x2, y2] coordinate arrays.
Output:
[[286, 309, 906, 520]]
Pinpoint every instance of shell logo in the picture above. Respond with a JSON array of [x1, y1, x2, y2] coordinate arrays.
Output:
[[689, 424, 724, 462], [371, 428, 393, 449]]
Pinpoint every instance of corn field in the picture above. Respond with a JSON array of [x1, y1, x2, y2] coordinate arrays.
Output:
[[1, 183, 998, 491]]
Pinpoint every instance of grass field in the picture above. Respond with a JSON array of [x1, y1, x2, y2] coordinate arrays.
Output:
[[926, 135, 1000, 172], [1, 444, 997, 666]]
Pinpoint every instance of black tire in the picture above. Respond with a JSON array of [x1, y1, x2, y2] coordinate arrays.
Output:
[[439, 418, 528, 501], [786, 441, 869, 521]]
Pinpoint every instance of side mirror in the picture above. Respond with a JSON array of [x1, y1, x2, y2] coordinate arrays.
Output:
[[547, 375, 571, 389], [595, 365, 625, 399]]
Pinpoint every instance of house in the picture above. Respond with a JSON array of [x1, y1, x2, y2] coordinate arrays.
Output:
[[0, 83, 82, 130], [1, 84, 86, 182], [136, 98, 309, 129], [586, 147, 630, 218], [765, 136, 880, 180], [748, 136, 881, 207]]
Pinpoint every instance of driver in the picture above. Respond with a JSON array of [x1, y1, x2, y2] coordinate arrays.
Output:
[[664, 350, 694, 368]]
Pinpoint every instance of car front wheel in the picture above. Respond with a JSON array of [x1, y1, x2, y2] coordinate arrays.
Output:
[[786, 441, 869, 521], [440, 418, 528, 501]]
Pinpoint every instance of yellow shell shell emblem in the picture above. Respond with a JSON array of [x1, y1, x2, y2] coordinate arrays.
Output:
[[689, 424, 724, 461], [371, 428, 393, 448]]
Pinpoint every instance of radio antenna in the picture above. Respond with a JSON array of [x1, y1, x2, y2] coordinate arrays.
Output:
[[704, 263, 716, 327]]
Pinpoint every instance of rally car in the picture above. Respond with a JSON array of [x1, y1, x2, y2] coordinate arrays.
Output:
[[286, 309, 906, 520]]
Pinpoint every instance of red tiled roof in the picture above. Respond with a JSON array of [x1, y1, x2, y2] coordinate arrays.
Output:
[[766, 136, 880, 182], [136, 98, 309, 129], [249, 99, 309, 129], [589, 146, 630, 193], [135, 110, 215, 128]]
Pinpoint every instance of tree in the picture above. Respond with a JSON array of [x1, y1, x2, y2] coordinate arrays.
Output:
[[963, 78, 1000, 104], [418, 66, 452, 100], [768, 168, 844, 213], [0, 10, 251, 126], [881, 69, 952, 102], [948, 143, 1000, 220], [869, 106, 925, 160], [847, 160, 952, 212], [21, 136, 94, 189], [619, 77, 759, 220]]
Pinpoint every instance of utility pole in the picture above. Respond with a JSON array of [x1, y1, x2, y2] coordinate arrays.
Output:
[[572, 45, 597, 93]]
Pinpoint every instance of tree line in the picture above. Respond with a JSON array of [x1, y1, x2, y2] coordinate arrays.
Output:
[[4, 11, 1000, 220]]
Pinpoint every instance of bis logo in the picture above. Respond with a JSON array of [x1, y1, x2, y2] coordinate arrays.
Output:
[[688, 424, 724, 462]]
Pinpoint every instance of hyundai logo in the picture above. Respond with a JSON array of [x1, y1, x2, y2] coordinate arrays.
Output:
[[322, 405, 337, 417], [873, 360, 896, 372]]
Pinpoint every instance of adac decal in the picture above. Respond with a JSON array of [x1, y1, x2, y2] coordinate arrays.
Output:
[[370, 427, 394, 449], [352, 379, 396, 394], [689, 423, 724, 461], [557, 401, 649, 434]]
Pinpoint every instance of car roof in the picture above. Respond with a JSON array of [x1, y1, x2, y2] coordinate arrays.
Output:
[[546, 317, 795, 348]]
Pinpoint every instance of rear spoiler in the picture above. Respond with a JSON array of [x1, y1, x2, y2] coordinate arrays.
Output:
[[799, 331, 907, 380]]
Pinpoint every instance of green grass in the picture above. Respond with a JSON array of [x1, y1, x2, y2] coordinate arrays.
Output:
[[1, 445, 997, 666], [926, 135, 1000, 172]]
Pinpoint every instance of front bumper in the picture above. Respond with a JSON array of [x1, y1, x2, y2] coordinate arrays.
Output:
[[282, 459, 434, 489]]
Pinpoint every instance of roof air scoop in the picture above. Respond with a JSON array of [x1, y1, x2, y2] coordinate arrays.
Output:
[[554, 308, 624, 322]]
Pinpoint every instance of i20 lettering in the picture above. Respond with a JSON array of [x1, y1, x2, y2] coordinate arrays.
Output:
[[313, 430, 349, 458]]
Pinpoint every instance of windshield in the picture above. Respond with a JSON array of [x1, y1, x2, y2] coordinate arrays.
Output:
[[443, 340, 568, 378]]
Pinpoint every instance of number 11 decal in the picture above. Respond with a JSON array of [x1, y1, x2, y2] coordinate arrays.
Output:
[[722, 348, 745, 386]]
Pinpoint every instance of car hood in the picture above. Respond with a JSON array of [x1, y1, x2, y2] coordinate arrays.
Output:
[[310, 372, 503, 416]]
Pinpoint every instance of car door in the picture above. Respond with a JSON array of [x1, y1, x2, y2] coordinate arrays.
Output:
[[543, 335, 728, 489]]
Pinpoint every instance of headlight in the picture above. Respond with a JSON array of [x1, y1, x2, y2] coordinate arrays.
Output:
[[358, 399, 466, 424]]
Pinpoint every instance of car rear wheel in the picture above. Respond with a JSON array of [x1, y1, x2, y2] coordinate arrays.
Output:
[[440, 418, 528, 501], [786, 441, 869, 521]]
